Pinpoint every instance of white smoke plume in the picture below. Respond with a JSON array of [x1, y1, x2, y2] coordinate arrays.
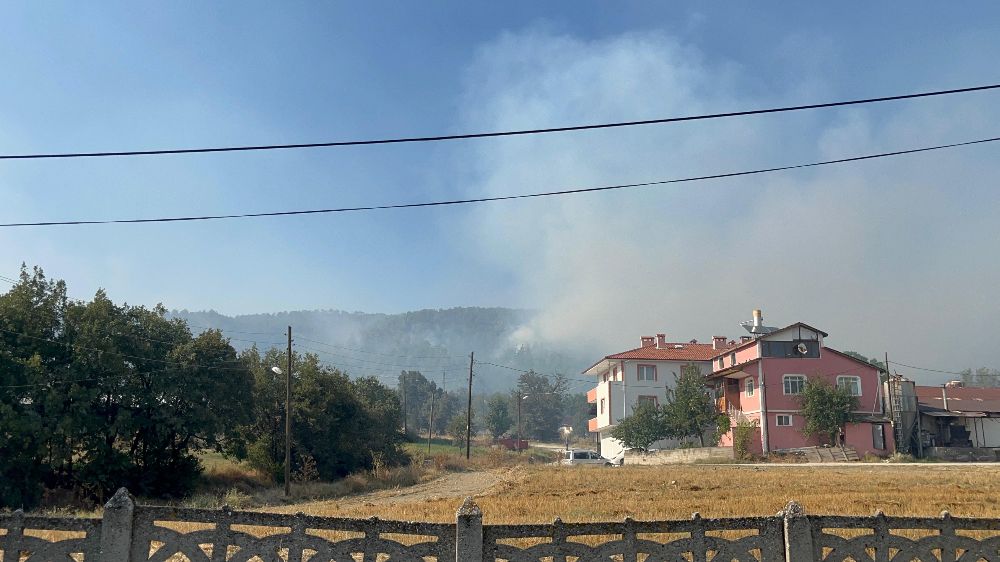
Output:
[[453, 29, 1000, 379]]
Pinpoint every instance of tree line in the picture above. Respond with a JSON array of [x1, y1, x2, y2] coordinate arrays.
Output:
[[0, 267, 405, 509], [396, 369, 593, 444]]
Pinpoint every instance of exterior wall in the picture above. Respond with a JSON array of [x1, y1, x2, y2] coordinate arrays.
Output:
[[590, 359, 713, 432], [625, 446, 735, 464], [968, 418, 1000, 448], [591, 359, 713, 458], [716, 347, 890, 455], [926, 446, 1000, 461], [763, 417, 893, 457], [758, 353, 882, 414]]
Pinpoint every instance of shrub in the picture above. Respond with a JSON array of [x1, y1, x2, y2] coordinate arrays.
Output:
[[733, 419, 759, 460]]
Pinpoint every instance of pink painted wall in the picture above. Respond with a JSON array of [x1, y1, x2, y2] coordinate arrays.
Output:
[[716, 346, 893, 456], [759, 351, 882, 413]]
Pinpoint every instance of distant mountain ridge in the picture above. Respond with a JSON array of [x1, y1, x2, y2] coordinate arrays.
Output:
[[167, 307, 593, 393]]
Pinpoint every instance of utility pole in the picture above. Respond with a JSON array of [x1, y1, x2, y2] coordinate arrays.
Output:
[[427, 388, 435, 456], [285, 325, 292, 498], [466, 352, 474, 460], [401, 371, 408, 436], [517, 394, 523, 454]]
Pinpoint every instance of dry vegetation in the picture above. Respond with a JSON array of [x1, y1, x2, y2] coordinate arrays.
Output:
[[265, 463, 1000, 524]]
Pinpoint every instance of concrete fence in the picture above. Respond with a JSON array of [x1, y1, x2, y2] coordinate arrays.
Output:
[[2, 488, 999, 561], [625, 446, 735, 464]]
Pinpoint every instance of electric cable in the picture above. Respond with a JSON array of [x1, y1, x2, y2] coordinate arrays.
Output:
[[1, 83, 997, 160], [4, 134, 997, 228]]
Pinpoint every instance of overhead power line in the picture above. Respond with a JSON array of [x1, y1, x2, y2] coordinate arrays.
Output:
[[1, 83, 998, 161], [887, 360, 968, 377], [3, 134, 998, 228]]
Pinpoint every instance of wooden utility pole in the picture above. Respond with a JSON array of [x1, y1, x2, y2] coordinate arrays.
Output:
[[427, 389, 435, 455], [466, 352, 474, 460], [401, 371, 408, 436], [285, 326, 292, 498]]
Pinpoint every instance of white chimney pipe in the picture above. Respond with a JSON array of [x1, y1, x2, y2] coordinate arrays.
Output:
[[753, 309, 763, 328]]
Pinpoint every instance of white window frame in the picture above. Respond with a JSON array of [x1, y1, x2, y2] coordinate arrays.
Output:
[[783, 374, 806, 395], [745, 377, 755, 397], [637, 364, 657, 381], [776, 414, 792, 427], [837, 376, 862, 396]]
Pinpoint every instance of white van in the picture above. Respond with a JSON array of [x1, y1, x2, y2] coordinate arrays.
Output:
[[560, 449, 613, 466]]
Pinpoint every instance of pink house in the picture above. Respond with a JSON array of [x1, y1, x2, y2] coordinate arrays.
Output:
[[708, 314, 894, 457]]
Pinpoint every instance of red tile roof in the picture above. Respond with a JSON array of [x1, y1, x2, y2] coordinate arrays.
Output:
[[604, 342, 731, 362]]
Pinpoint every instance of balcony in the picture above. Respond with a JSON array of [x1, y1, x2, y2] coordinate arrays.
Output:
[[587, 387, 598, 403], [588, 417, 599, 432]]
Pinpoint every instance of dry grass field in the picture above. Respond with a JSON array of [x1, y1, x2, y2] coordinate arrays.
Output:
[[262, 463, 1000, 524]]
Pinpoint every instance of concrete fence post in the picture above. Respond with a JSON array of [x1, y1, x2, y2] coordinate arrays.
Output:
[[782, 501, 814, 562], [455, 496, 484, 562], [99, 487, 135, 562]]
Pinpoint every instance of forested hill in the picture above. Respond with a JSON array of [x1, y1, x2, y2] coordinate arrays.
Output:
[[168, 307, 594, 393]]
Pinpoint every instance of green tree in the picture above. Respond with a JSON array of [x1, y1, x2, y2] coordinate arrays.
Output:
[[662, 364, 721, 446], [0, 266, 254, 505], [798, 379, 860, 446], [960, 367, 1000, 388], [239, 349, 407, 482], [561, 393, 593, 439], [609, 402, 667, 451], [484, 394, 512, 440], [447, 411, 473, 447], [516, 371, 566, 440], [842, 351, 887, 373]]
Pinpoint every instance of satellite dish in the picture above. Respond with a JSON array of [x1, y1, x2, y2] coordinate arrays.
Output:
[[795, 343, 809, 355]]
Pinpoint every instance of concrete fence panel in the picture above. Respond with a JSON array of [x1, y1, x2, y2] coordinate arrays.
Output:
[[4, 490, 1000, 561]]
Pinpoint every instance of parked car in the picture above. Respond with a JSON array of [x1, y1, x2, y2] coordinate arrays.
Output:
[[560, 449, 613, 466]]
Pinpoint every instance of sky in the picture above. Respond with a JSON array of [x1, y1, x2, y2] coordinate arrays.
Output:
[[1, 3, 999, 380]]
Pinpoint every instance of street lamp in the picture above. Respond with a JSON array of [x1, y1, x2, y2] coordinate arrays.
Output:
[[272, 363, 291, 498], [559, 425, 573, 450], [517, 394, 529, 453]]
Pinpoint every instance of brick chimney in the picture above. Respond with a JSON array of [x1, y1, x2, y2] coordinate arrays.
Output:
[[712, 336, 727, 350], [641, 336, 655, 347], [656, 334, 667, 349], [740, 336, 752, 344]]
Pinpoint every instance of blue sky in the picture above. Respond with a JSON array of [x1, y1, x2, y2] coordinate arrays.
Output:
[[2, 4, 999, 375]]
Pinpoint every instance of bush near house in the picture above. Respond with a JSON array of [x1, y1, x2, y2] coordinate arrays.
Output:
[[798, 379, 859, 445]]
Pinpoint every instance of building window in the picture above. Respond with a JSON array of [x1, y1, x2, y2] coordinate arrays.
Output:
[[761, 340, 820, 358], [873, 424, 886, 450], [783, 375, 806, 395], [730, 352, 737, 366], [638, 365, 657, 381], [837, 376, 862, 396], [718, 357, 724, 369], [776, 414, 792, 427], [599, 398, 605, 414], [637, 395, 658, 407], [745, 377, 755, 397], [602, 373, 608, 383]]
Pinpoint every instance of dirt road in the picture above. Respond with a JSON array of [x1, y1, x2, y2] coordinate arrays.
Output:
[[267, 468, 516, 515]]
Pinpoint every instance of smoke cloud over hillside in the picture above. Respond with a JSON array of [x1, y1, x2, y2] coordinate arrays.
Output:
[[453, 29, 1000, 380]]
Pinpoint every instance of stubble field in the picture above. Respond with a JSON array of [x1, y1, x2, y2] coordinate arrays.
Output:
[[264, 463, 1000, 523]]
